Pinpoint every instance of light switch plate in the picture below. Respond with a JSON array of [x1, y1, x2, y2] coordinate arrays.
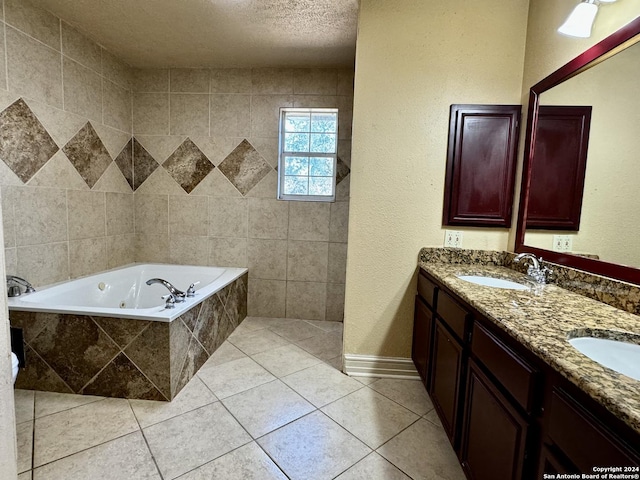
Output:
[[552, 235, 572, 252]]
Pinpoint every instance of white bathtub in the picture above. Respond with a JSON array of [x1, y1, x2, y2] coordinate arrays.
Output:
[[8, 264, 248, 322]]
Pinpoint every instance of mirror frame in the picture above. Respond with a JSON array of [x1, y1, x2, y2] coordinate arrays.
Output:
[[515, 16, 640, 285]]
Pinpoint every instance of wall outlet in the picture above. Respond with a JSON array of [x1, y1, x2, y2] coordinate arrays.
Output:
[[444, 230, 463, 248], [552, 235, 573, 252]]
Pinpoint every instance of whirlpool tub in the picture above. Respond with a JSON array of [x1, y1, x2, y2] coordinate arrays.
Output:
[[8, 264, 248, 401]]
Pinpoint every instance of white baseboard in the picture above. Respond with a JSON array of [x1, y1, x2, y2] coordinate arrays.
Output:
[[343, 354, 420, 380]]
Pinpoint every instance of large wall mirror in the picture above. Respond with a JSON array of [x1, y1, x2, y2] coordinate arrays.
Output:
[[515, 16, 640, 285]]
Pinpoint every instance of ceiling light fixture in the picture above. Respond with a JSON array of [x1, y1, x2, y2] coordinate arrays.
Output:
[[558, 0, 617, 38]]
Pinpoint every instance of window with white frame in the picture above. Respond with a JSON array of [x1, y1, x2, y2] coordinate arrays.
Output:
[[277, 108, 339, 201]]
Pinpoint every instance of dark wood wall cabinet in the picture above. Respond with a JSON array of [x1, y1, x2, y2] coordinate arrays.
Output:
[[442, 104, 521, 228], [412, 269, 640, 479], [527, 105, 592, 230]]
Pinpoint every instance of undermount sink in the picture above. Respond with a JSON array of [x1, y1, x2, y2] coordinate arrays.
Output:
[[568, 334, 640, 381], [456, 275, 529, 291]]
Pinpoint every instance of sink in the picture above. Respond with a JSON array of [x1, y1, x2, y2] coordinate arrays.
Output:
[[456, 275, 529, 291], [568, 335, 640, 381]]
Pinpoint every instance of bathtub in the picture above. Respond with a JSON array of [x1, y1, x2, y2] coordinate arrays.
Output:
[[9, 263, 247, 321], [9, 264, 248, 401]]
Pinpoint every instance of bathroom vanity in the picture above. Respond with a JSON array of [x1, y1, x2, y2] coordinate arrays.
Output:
[[413, 252, 640, 479]]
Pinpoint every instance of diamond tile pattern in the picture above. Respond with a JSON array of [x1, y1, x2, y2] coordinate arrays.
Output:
[[10, 273, 248, 400], [218, 139, 272, 195], [133, 138, 158, 190], [163, 137, 215, 193], [114, 138, 134, 190], [0, 98, 59, 183], [336, 156, 350, 185], [63, 122, 113, 188]]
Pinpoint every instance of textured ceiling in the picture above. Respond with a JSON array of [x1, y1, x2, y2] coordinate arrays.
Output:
[[32, 0, 359, 68]]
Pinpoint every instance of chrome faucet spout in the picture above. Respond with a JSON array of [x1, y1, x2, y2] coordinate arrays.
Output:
[[145, 278, 186, 301], [6, 275, 36, 296], [513, 253, 552, 284]]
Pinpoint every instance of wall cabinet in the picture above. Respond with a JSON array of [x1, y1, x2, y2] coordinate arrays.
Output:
[[413, 268, 640, 479]]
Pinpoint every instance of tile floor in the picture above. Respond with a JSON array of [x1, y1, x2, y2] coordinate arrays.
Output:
[[13, 317, 465, 480]]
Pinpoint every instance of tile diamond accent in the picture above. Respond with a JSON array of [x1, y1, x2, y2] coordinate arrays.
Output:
[[133, 138, 158, 190], [163, 137, 215, 194], [336, 156, 350, 185], [114, 138, 134, 190], [63, 122, 113, 188], [0, 98, 59, 183], [218, 139, 272, 195]]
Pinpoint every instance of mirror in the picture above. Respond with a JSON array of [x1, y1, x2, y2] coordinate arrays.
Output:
[[516, 17, 640, 285]]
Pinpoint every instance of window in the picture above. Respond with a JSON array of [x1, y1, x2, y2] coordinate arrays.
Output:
[[278, 108, 339, 201]]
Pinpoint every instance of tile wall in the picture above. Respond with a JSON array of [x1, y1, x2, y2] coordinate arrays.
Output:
[[0, 0, 353, 321], [0, 0, 134, 287], [130, 67, 353, 321]]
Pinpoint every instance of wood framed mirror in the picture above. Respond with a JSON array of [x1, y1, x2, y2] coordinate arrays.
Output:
[[515, 16, 640, 285]]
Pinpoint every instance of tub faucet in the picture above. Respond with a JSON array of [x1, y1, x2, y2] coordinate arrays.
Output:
[[6, 276, 36, 297], [513, 253, 552, 284], [145, 278, 186, 302]]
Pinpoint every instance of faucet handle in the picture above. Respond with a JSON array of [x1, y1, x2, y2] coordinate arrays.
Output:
[[161, 294, 176, 309], [186, 282, 200, 297]]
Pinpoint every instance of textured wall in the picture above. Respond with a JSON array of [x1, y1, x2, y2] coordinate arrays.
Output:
[[0, 0, 135, 288], [344, 0, 529, 358], [129, 67, 354, 321]]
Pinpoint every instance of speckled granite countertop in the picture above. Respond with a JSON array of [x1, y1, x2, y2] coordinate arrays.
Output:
[[418, 261, 640, 435]]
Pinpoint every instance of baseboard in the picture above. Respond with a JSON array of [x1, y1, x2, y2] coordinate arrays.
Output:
[[343, 354, 420, 380]]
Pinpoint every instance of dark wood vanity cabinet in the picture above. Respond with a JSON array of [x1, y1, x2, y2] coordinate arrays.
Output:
[[430, 318, 465, 445], [412, 268, 640, 480]]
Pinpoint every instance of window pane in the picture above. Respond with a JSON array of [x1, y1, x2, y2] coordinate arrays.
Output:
[[285, 113, 311, 132], [309, 177, 333, 196], [309, 157, 334, 176], [310, 133, 336, 153], [284, 156, 309, 175], [311, 113, 337, 133], [284, 133, 310, 152], [284, 176, 308, 195]]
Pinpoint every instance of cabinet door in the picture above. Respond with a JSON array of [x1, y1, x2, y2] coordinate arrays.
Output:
[[460, 359, 529, 480], [443, 104, 521, 227], [412, 297, 433, 386], [429, 319, 464, 446]]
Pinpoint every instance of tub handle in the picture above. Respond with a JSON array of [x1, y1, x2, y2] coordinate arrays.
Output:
[[187, 282, 200, 297], [161, 294, 176, 309]]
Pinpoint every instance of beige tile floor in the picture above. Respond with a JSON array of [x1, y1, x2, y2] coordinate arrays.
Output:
[[13, 317, 465, 480]]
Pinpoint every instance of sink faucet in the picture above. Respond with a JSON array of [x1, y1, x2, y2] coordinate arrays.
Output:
[[513, 253, 552, 284], [145, 278, 186, 302], [6, 276, 36, 297]]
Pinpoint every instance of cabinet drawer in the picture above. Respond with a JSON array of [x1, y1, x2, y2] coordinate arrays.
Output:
[[471, 323, 539, 413], [417, 273, 437, 308], [437, 291, 469, 341], [548, 389, 638, 470]]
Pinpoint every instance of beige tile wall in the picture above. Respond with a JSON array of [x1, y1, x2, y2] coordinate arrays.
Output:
[[0, 0, 353, 322], [0, 0, 134, 287], [131, 67, 354, 321]]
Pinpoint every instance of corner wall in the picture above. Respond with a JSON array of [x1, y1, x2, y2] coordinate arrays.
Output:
[[344, 0, 529, 357]]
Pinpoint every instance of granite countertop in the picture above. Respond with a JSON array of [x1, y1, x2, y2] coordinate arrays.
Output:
[[418, 260, 640, 435]]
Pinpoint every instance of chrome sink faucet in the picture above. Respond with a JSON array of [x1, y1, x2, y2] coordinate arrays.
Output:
[[513, 253, 552, 284], [146, 278, 186, 302], [6, 276, 36, 297]]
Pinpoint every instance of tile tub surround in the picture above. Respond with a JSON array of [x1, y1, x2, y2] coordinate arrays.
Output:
[[14, 318, 465, 479], [10, 272, 248, 400], [418, 258, 640, 434], [0, 0, 353, 320], [0, 1, 135, 288], [419, 247, 640, 315], [129, 67, 354, 321]]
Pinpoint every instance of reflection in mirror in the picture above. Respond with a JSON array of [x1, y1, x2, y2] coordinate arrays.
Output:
[[523, 41, 640, 268]]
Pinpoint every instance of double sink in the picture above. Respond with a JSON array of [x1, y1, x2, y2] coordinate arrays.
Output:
[[456, 274, 640, 382]]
